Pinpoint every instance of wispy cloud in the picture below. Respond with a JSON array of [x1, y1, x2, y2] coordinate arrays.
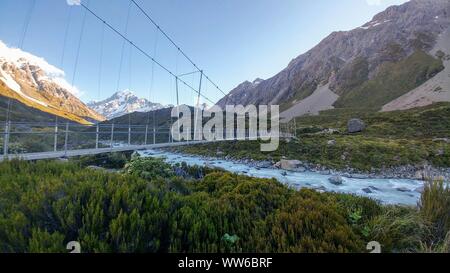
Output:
[[366, 0, 409, 6], [66, 0, 81, 6], [366, 0, 383, 5]]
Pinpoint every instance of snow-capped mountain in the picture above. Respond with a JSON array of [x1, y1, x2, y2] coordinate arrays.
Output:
[[0, 40, 105, 123], [87, 90, 167, 120]]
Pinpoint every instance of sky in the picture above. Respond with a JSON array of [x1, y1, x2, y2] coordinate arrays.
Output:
[[0, 0, 409, 106]]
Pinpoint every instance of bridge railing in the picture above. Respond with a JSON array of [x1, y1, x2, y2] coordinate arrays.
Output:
[[1, 122, 178, 157], [1, 120, 296, 159]]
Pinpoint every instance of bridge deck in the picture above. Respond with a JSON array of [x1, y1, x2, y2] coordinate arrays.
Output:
[[0, 140, 213, 162]]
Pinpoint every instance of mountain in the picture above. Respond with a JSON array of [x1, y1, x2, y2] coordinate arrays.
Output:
[[217, 0, 450, 121], [0, 41, 105, 124], [87, 90, 167, 120]]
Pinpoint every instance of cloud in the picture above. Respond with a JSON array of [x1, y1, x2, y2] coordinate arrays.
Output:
[[366, 0, 410, 6], [0, 40, 83, 97], [66, 0, 81, 6], [366, 0, 383, 5]]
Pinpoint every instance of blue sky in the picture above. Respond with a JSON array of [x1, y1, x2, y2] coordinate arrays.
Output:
[[0, 0, 409, 105]]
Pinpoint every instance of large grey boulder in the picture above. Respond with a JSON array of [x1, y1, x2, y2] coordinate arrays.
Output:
[[328, 175, 344, 185], [347, 119, 366, 133], [277, 159, 303, 171]]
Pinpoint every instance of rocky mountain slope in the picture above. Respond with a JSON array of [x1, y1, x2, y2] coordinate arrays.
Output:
[[87, 90, 167, 120], [217, 0, 450, 120], [0, 40, 104, 124], [382, 24, 450, 111]]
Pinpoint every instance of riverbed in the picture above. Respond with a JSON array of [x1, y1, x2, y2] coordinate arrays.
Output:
[[139, 149, 424, 206]]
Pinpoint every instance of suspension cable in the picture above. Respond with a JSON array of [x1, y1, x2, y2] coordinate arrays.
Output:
[[71, 0, 90, 86], [18, 0, 36, 49], [130, 0, 227, 98], [97, 22, 106, 101], [147, 29, 159, 128], [116, 0, 133, 93], [60, 5, 73, 67], [79, 2, 216, 105]]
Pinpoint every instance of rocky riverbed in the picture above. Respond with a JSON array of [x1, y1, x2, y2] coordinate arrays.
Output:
[[138, 149, 435, 206]]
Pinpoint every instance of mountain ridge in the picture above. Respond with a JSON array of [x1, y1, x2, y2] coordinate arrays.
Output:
[[87, 90, 168, 120], [217, 0, 450, 118], [0, 40, 105, 124]]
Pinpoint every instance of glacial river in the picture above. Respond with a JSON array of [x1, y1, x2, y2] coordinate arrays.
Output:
[[139, 149, 424, 206]]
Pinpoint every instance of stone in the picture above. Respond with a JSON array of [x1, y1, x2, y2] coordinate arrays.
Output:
[[396, 187, 411, 192], [435, 149, 445, 156], [327, 139, 337, 146], [278, 159, 303, 171], [295, 166, 307, 172], [432, 138, 450, 143], [328, 175, 344, 185], [347, 118, 366, 133], [362, 188, 373, 194]]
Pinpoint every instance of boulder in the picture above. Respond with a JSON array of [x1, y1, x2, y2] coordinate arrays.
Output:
[[347, 118, 366, 133], [327, 139, 337, 146], [396, 187, 411, 192], [362, 188, 373, 194], [328, 175, 344, 185], [278, 159, 303, 171]]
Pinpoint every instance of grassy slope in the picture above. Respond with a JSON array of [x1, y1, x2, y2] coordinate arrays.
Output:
[[173, 103, 450, 171], [0, 82, 92, 125], [334, 51, 444, 109]]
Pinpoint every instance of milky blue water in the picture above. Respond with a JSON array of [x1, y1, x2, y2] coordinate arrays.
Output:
[[139, 149, 424, 206]]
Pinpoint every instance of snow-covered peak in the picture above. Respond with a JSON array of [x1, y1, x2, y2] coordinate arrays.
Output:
[[0, 40, 81, 96], [87, 90, 168, 120]]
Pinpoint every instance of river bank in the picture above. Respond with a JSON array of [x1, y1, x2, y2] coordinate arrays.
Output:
[[139, 149, 427, 206]]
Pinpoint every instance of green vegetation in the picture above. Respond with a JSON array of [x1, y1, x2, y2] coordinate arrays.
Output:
[[334, 50, 444, 109], [0, 157, 448, 253], [175, 103, 450, 172]]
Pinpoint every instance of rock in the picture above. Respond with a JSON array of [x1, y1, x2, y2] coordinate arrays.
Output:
[[362, 188, 373, 194], [328, 175, 344, 185], [396, 187, 411, 192], [314, 186, 327, 192], [86, 165, 105, 171], [278, 159, 303, 171], [281, 171, 288, 176], [327, 139, 336, 146], [414, 186, 425, 193], [369, 186, 380, 191], [347, 118, 366, 133], [295, 167, 307, 172], [258, 161, 273, 169], [432, 138, 450, 143]]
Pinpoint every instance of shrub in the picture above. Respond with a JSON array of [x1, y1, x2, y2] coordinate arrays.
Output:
[[419, 180, 450, 244], [367, 206, 429, 253]]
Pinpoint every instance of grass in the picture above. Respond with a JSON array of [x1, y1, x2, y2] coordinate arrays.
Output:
[[334, 50, 444, 109], [171, 103, 450, 172], [0, 83, 93, 125]]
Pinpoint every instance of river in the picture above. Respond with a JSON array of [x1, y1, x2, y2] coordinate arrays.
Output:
[[139, 149, 424, 206]]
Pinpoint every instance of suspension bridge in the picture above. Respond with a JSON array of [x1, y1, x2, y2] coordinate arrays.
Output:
[[1, 0, 295, 162]]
